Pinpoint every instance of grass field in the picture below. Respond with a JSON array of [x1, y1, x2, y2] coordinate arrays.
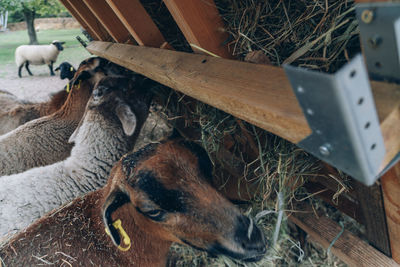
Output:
[[0, 29, 91, 66]]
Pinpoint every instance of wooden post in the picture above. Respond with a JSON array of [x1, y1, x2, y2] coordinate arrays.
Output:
[[66, 0, 111, 41], [105, 0, 171, 49], [354, 182, 392, 256], [164, 0, 233, 58], [59, 0, 97, 40], [382, 162, 400, 263], [83, 0, 135, 44]]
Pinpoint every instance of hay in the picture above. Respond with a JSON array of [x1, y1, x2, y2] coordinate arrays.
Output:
[[147, 0, 359, 265], [216, 0, 360, 72]]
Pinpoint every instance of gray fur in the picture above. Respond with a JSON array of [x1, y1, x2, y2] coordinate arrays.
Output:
[[0, 89, 145, 237]]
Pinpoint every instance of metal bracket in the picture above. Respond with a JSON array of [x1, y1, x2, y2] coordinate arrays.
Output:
[[284, 54, 385, 186], [356, 3, 400, 83]]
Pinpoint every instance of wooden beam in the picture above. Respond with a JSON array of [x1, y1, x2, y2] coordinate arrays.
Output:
[[289, 211, 399, 267], [382, 162, 400, 264], [86, 41, 400, 170], [164, 0, 233, 58], [83, 0, 134, 44], [105, 0, 171, 49], [59, 0, 97, 40], [66, 0, 111, 41], [87, 41, 310, 143]]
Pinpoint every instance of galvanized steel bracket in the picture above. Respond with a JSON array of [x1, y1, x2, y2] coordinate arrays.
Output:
[[356, 2, 400, 83], [284, 54, 385, 186]]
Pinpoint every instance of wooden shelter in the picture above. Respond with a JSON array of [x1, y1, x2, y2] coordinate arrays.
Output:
[[59, 0, 400, 265]]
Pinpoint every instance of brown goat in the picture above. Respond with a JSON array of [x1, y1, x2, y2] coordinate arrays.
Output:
[[0, 139, 267, 266], [0, 89, 68, 135], [0, 57, 113, 176]]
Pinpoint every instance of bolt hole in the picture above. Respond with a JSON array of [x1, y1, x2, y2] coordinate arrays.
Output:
[[364, 122, 371, 129], [375, 62, 382, 68], [202, 59, 207, 63], [350, 70, 357, 78], [358, 98, 364, 105], [371, 143, 376, 150]]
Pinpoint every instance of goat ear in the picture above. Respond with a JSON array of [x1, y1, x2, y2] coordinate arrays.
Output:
[[102, 190, 131, 247], [116, 103, 137, 136], [55, 66, 60, 71]]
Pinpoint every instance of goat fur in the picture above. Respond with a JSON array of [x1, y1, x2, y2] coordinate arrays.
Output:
[[0, 76, 151, 237], [0, 89, 68, 135]]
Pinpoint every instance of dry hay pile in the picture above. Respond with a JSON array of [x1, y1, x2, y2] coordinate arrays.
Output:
[[140, 0, 362, 266]]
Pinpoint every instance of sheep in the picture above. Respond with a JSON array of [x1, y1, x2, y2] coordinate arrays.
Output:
[[0, 57, 110, 176], [0, 88, 68, 135], [55, 61, 76, 80], [0, 75, 152, 238], [0, 139, 267, 266], [15, 40, 65, 78]]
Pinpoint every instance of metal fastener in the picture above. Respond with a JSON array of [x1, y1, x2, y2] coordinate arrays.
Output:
[[319, 144, 332, 157], [361, 9, 374, 24], [367, 35, 382, 49]]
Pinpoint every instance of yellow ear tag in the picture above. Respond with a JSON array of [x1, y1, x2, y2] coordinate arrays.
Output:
[[105, 219, 131, 252], [70, 66, 74, 72], [77, 79, 81, 89], [66, 83, 70, 93]]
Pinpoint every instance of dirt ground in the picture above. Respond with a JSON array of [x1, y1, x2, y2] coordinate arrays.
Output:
[[0, 63, 67, 101]]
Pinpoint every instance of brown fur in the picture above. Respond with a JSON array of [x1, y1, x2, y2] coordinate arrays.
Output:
[[0, 140, 266, 266], [0, 58, 109, 176], [0, 87, 68, 136]]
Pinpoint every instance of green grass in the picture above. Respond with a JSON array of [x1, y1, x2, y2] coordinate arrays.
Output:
[[0, 29, 91, 66]]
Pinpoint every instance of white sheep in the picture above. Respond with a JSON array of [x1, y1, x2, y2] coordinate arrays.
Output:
[[0, 76, 152, 237], [15, 40, 65, 78]]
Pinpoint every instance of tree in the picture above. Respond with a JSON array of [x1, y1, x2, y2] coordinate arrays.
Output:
[[0, 0, 68, 45]]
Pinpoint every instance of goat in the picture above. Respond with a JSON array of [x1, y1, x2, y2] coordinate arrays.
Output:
[[0, 139, 267, 266], [0, 75, 152, 237], [0, 57, 110, 176], [15, 40, 65, 77], [55, 61, 76, 80], [0, 88, 68, 135]]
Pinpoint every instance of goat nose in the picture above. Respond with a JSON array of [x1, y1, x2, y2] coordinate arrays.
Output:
[[235, 216, 267, 254]]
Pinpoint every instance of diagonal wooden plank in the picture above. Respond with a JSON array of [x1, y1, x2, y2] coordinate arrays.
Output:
[[105, 0, 171, 49], [164, 0, 233, 58], [83, 0, 135, 44], [289, 211, 399, 267], [87, 41, 309, 143], [59, 0, 97, 40], [66, 0, 111, 41], [86, 41, 400, 172]]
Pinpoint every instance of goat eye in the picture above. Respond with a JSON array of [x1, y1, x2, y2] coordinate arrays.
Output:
[[145, 209, 165, 221]]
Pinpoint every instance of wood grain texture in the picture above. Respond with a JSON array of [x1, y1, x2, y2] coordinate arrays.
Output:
[[87, 41, 310, 143], [86, 41, 400, 170], [354, 182, 391, 256], [83, 0, 134, 44], [164, 0, 233, 58], [382, 163, 400, 264], [355, 0, 394, 2], [67, 0, 111, 41], [105, 0, 171, 48], [59, 0, 97, 40], [289, 211, 399, 267]]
